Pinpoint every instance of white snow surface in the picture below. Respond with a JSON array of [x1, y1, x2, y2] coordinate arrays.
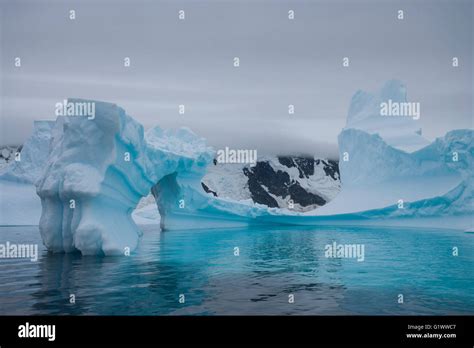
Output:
[[202, 163, 252, 201], [202, 156, 341, 208]]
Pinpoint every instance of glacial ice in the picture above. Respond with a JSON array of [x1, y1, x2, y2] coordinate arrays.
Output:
[[0, 79, 470, 255], [346, 79, 430, 153], [337, 128, 470, 187], [0, 121, 54, 184], [327, 83, 473, 218], [35, 99, 212, 255], [149, 127, 472, 231], [316, 81, 473, 221], [0, 121, 54, 225]]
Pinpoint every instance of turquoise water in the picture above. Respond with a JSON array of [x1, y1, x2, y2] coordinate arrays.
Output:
[[0, 225, 473, 315]]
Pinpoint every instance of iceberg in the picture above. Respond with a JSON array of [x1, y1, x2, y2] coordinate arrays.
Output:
[[359, 178, 473, 218], [35, 99, 211, 255], [322, 81, 473, 217], [36, 100, 154, 254], [15, 80, 471, 255], [0, 121, 54, 225], [346, 79, 430, 153], [315, 177, 473, 231], [337, 128, 470, 187], [0, 120, 54, 184]]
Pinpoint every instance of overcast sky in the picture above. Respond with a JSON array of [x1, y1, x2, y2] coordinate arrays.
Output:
[[1, 0, 472, 158]]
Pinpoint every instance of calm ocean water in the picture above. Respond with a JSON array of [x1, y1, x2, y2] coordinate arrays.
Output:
[[0, 224, 472, 315]]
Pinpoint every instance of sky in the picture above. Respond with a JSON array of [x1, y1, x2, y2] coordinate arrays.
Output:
[[0, 0, 472, 158]]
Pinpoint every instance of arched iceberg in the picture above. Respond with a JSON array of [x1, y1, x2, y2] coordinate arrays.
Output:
[[35, 99, 212, 255]]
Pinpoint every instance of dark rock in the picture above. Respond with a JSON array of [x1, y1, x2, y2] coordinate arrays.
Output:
[[323, 160, 340, 180], [288, 181, 326, 206], [201, 182, 218, 197], [244, 160, 327, 208]]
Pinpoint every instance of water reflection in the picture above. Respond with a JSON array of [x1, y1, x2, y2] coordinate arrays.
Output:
[[31, 231, 211, 314], [0, 225, 472, 315]]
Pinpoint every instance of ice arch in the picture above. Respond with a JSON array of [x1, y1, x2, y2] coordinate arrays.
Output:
[[36, 99, 212, 255], [35, 99, 307, 255]]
